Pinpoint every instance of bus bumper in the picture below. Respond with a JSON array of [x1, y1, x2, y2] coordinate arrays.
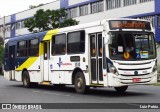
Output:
[[107, 71, 157, 87]]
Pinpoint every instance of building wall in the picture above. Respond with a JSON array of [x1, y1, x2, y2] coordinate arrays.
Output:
[[69, 0, 90, 6], [0, 0, 156, 38], [74, 1, 154, 24], [0, 0, 60, 37]]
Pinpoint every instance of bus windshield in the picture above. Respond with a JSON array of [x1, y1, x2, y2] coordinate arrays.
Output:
[[109, 32, 156, 60]]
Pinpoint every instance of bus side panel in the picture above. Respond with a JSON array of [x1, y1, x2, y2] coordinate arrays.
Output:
[[4, 71, 11, 80], [3, 59, 10, 71], [84, 72, 90, 86], [63, 71, 72, 84], [26, 57, 41, 83], [15, 71, 22, 81], [50, 71, 60, 84]]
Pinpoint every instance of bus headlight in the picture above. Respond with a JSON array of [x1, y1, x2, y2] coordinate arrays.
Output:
[[108, 63, 118, 75]]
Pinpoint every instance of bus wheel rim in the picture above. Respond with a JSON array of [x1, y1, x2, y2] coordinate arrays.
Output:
[[77, 78, 83, 89]]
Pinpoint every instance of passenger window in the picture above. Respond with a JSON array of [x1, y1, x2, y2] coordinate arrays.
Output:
[[17, 41, 27, 57], [52, 34, 66, 55], [67, 31, 85, 54], [28, 39, 39, 56]]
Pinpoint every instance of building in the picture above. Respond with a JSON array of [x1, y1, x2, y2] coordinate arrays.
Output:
[[0, 0, 160, 76], [0, 0, 159, 39]]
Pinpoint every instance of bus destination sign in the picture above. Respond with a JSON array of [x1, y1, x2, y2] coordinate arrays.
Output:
[[109, 20, 151, 30]]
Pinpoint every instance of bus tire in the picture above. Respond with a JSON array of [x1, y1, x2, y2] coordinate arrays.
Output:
[[22, 71, 31, 88], [74, 72, 88, 94], [114, 86, 128, 93]]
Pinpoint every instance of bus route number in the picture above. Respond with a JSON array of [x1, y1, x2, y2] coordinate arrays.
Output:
[[75, 62, 80, 67]]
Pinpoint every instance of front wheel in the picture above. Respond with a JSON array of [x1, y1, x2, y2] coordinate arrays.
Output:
[[74, 72, 89, 94], [114, 86, 128, 94]]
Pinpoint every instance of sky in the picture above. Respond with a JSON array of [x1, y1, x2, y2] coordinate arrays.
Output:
[[0, 0, 56, 17]]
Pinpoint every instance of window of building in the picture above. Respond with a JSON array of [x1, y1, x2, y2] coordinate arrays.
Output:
[[67, 31, 85, 54], [28, 39, 39, 56], [21, 21, 25, 28], [17, 41, 27, 57], [69, 7, 78, 18], [6, 25, 11, 32], [52, 34, 66, 55], [106, 0, 121, 10], [123, 0, 137, 6], [16, 22, 21, 29], [91, 1, 104, 14], [140, 0, 153, 3], [139, 16, 155, 28], [80, 5, 88, 16], [11, 24, 15, 30]]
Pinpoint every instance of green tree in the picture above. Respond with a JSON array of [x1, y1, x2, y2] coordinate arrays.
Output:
[[24, 8, 79, 33]]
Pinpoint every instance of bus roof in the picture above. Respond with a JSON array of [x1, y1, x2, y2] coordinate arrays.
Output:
[[5, 18, 152, 43]]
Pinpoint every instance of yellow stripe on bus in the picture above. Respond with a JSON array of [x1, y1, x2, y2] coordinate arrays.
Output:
[[16, 57, 38, 71], [43, 29, 59, 41], [39, 42, 44, 56], [16, 29, 59, 71]]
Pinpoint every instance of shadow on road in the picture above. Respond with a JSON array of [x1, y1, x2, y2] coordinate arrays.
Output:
[[10, 84, 152, 98]]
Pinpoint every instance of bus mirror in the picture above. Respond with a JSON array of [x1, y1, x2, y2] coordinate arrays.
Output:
[[104, 38, 112, 44]]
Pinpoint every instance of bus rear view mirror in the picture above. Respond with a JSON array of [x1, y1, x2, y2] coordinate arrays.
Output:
[[104, 37, 112, 44]]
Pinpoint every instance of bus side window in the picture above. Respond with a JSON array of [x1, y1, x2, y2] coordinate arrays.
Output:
[[67, 30, 85, 54], [52, 34, 66, 55], [90, 35, 96, 57], [17, 41, 27, 57], [28, 39, 39, 57]]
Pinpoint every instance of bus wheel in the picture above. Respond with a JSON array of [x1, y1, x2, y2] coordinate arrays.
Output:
[[22, 71, 31, 88], [114, 86, 128, 93], [74, 72, 88, 94]]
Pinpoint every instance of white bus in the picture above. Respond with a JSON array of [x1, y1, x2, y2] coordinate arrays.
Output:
[[3, 18, 157, 94]]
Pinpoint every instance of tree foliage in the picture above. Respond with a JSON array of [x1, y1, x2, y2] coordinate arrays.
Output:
[[24, 8, 79, 32]]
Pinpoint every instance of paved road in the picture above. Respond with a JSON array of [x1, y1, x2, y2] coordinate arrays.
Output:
[[0, 75, 160, 112]]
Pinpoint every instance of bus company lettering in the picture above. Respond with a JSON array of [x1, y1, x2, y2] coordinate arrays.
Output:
[[119, 22, 145, 29], [57, 57, 72, 67]]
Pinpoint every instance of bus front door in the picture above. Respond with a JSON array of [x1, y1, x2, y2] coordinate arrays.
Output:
[[90, 33, 103, 84], [43, 41, 50, 81]]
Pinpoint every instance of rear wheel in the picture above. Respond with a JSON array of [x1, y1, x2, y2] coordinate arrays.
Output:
[[22, 71, 31, 88], [114, 86, 128, 93], [22, 71, 37, 88], [74, 72, 89, 94]]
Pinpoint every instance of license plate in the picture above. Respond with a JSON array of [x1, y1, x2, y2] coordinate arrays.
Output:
[[132, 78, 141, 82]]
